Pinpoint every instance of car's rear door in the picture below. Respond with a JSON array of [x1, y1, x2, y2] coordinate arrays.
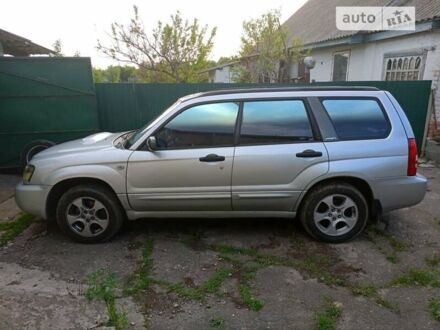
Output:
[[231, 98, 329, 211]]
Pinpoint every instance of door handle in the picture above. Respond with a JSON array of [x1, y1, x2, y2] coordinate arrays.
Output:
[[199, 154, 226, 162], [296, 149, 323, 158]]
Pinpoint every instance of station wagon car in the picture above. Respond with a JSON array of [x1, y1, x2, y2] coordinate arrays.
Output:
[[15, 87, 427, 243]]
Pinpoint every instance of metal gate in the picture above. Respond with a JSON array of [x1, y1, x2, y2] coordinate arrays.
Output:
[[0, 57, 99, 168]]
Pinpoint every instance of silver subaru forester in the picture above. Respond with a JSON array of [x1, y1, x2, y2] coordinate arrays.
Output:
[[15, 87, 427, 243]]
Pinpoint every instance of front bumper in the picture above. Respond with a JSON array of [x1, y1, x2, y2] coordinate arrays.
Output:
[[372, 174, 427, 213], [15, 182, 51, 219]]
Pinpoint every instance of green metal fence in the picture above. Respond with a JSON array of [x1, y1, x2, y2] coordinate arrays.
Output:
[[0, 57, 100, 168], [96, 81, 432, 150], [0, 59, 432, 169]]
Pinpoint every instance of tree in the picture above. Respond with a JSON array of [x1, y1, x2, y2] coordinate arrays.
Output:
[[92, 65, 140, 83], [235, 9, 308, 83], [51, 39, 64, 57], [97, 6, 217, 83]]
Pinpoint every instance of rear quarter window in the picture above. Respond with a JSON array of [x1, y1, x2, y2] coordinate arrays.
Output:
[[321, 98, 390, 140]]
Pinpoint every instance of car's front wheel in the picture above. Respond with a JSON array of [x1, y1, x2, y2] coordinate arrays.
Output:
[[299, 182, 368, 243], [56, 184, 124, 243]]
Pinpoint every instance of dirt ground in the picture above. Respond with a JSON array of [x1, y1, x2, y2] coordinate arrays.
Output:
[[0, 167, 439, 330]]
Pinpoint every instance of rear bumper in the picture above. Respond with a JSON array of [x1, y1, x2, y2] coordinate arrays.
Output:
[[15, 182, 51, 219], [372, 174, 427, 213]]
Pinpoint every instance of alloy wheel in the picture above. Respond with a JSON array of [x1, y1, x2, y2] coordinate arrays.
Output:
[[313, 194, 359, 236], [66, 197, 109, 237]]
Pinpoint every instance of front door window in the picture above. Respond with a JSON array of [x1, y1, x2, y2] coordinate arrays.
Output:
[[155, 102, 239, 149]]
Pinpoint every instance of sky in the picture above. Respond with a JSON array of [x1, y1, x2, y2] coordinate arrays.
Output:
[[1, 0, 308, 68]]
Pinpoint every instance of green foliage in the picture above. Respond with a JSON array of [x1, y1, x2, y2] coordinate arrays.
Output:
[[216, 56, 239, 65], [152, 278, 204, 300], [429, 298, 440, 322], [352, 285, 377, 298], [200, 268, 231, 294], [125, 239, 154, 295], [386, 255, 399, 264], [0, 213, 34, 246], [152, 267, 232, 301], [209, 317, 225, 329], [212, 243, 344, 286], [352, 285, 399, 313], [51, 39, 64, 57], [93, 65, 139, 83], [365, 226, 407, 264], [389, 268, 440, 288], [314, 296, 342, 330], [238, 266, 264, 311], [426, 254, 440, 267], [85, 270, 118, 302], [98, 6, 216, 82], [85, 270, 128, 329], [235, 9, 308, 83]]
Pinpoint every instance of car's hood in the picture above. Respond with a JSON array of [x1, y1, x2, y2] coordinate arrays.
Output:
[[33, 132, 121, 160]]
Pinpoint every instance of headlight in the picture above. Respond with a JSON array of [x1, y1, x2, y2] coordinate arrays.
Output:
[[22, 165, 35, 183]]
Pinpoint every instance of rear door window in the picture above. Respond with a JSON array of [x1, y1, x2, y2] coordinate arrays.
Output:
[[239, 100, 314, 145], [321, 98, 390, 140]]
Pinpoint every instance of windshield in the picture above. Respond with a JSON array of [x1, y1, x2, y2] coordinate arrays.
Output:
[[124, 100, 181, 149]]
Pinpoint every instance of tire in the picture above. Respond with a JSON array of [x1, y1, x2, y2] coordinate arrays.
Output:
[[56, 184, 125, 243], [299, 182, 368, 243], [20, 140, 55, 169]]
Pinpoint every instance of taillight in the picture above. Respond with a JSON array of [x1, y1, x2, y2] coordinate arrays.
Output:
[[407, 138, 417, 176]]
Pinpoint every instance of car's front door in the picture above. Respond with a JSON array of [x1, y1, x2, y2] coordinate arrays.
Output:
[[231, 99, 329, 211], [127, 101, 239, 211]]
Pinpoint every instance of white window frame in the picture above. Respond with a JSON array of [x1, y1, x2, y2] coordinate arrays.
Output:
[[331, 50, 351, 82], [382, 52, 426, 81]]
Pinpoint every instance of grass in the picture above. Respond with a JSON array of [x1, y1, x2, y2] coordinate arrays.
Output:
[[209, 317, 225, 329], [152, 278, 204, 301], [200, 268, 232, 294], [386, 255, 399, 264], [365, 226, 407, 264], [238, 265, 264, 311], [389, 268, 440, 288], [212, 243, 344, 286], [209, 243, 347, 310], [215, 245, 344, 310], [314, 296, 342, 330], [0, 213, 34, 246], [425, 254, 440, 267], [154, 267, 233, 301], [124, 239, 154, 295], [125, 238, 234, 307], [85, 270, 128, 330], [429, 298, 440, 322], [352, 285, 377, 298], [351, 285, 399, 313]]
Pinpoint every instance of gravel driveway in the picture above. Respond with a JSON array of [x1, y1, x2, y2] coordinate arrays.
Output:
[[0, 167, 439, 329]]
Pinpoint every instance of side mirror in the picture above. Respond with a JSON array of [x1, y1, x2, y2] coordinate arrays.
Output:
[[146, 136, 158, 151]]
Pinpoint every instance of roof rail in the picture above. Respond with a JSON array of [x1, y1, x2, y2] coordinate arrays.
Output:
[[192, 86, 380, 98]]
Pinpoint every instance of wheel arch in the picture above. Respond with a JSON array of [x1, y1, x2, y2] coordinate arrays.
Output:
[[295, 176, 380, 217], [46, 177, 122, 220]]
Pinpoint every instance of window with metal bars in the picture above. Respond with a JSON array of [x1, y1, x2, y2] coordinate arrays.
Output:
[[383, 55, 423, 81]]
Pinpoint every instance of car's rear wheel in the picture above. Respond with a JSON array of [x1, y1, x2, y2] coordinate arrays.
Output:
[[56, 185, 124, 243], [299, 182, 368, 243]]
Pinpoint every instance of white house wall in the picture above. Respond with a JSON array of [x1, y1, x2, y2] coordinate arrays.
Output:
[[309, 32, 440, 82], [213, 66, 233, 83]]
